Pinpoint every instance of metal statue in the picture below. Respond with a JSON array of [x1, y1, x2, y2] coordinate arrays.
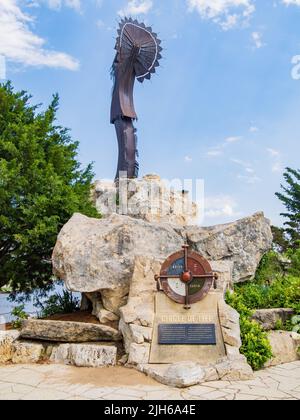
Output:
[[111, 17, 162, 180]]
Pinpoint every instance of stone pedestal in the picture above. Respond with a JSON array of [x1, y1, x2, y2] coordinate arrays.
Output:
[[149, 293, 226, 364]]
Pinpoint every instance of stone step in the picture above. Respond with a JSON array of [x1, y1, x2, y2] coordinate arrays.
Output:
[[50, 343, 117, 367], [20, 319, 121, 343]]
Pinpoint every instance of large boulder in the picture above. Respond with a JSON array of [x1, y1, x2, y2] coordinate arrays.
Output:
[[185, 212, 273, 283], [52, 213, 183, 295], [52, 211, 272, 317]]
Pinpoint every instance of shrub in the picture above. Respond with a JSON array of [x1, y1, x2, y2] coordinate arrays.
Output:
[[239, 316, 273, 371], [232, 275, 300, 314], [11, 305, 29, 329], [37, 290, 80, 318], [254, 251, 286, 285], [291, 315, 300, 334], [226, 291, 273, 370]]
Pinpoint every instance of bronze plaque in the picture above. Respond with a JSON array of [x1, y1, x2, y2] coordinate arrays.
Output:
[[158, 324, 216, 345]]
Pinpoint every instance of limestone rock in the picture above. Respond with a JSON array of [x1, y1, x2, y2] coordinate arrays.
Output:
[[265, 331, 300, 367], [52, 213, 183, 295], [93, 175, 198, 226], [211, 261, 234, 293], [128, 343, 150, 365], [0, 330, 20, 363], [51, 343, 117, 367], [218, 301, 242, 349], [98, 309, 119, 324], [85, 293, 120, 322], [52, 211, 272, 315], [11, 341, 45, 364], [119, 256, 161, 329], [185, 212, 273, 283], [120, 318, 152, 353], [203, 366, 219, 382], [252, 308, 294, 331], [20, 319, 121, 343], [142, 362, 205, 388], [130, 325, 152, 343], [216, 355, 254, 381]]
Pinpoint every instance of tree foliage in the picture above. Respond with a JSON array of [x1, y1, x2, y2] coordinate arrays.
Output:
[[276, 167, 300, 248], [0, 82, 98, 293]]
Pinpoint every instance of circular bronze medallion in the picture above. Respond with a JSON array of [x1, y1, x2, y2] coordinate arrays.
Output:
[[159, 248, 214, 305]]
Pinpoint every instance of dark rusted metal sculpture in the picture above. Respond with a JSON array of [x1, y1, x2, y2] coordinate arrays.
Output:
[[111, 17, 162, 180]]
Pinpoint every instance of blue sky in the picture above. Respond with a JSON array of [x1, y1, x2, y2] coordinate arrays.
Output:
[[1, 0, 300, 226]]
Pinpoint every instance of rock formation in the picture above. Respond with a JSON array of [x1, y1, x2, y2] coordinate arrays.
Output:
[[52, 208, 272, 320]]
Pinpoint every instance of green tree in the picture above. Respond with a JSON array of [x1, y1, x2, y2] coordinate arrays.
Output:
[[276, 167, 300, 248], [271, 225, 290, 253], [0, 82, 98, 294]]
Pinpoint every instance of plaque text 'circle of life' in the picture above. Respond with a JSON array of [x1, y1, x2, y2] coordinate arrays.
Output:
[[155, 245, 218, 309]]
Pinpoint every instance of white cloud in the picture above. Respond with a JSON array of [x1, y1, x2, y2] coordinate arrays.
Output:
[[225, 136, 242, 143], [0, 0, 79, 70], [237, 174, 261, 184], [205, 195, 241, 219], [118, 0, 153, 17], [206, 148, 223, 157], [267, 148, 280, 157], [187, 0, 255, 30], [249, 125, 259, 132], [206, 135, 242, 157], [27, 0, 82, 12], [267, 148, 283, 173], [251, 31, 265, 49], [231, 158, 260, 183], [184, 155, 193, 162], [0, 55, 6, 79], [282, 0, 300, 6]]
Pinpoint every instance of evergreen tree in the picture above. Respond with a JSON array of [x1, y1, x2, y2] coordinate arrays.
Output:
[[276, 168, 300, 248], [0, 82, 98, 293]]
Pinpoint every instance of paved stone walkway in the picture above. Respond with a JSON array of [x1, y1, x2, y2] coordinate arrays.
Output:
[[0, 361, 299, 400]]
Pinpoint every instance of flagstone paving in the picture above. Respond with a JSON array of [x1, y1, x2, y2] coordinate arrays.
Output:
[[0, 361, 299, 400]]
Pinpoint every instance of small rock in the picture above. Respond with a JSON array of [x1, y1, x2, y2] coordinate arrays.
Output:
[[203, 366, 219, 382], [222, 327, 242, 348], [12, 341, 45, 364], [225, 344, 241, 358], [218, 301, 242, 349], [128, 343, 150, 365], [0, 330, 20, 363], [130, 325, 152, 343], [118, 354, 129, 366], [98, 309, 119, 324], [252, 309, 294, 331], [265, 331, 300, 367], [51, 343, 117, 367], [216, 356, 253, 381], [144, 362, 205, 388]]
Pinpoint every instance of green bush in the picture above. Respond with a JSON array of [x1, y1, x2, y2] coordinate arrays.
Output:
[[226, 291, 273, 370], [291, 315, 300, 334], [11, 305, 29, 329], [232, 275, 300, 314], [37, 290, 80, 318], [239, 316, 273, 371]]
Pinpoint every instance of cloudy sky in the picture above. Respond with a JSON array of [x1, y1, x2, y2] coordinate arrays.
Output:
[[1, 0, 300, 226]]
